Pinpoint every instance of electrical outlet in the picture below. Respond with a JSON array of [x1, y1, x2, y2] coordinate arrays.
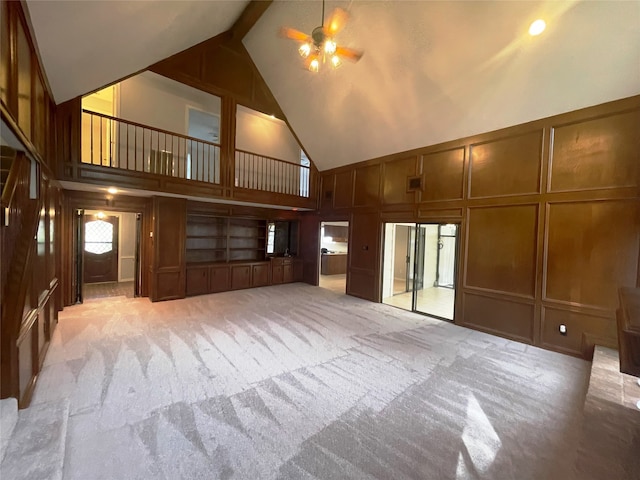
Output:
[[559, 324, 567, 336]]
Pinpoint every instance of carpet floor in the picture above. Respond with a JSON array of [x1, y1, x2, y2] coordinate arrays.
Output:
[[29, 283, 593, 480]]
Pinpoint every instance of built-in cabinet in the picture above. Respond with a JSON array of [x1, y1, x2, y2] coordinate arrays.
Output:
[[186, 214, 265, 264], [181, 208, 303, 298]]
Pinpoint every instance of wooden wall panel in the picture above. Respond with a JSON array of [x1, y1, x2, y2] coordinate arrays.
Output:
[[465, 205, 538, 297], [348, 270, 377, 302], [541, 307, 615, 357], [469, 130, 543, 198], [151, 197, 186, 301], [299, 212, 320, 285], [15, 13, 31, 139], [34, 73, 46, 155], [0, 0, 9, 108], [320, 173, 335, 210], [549, 110, 640, 192], [154, 272, 184, 301], [333, 171, 353, 209], [421, 148, 465, 202], [154, 197, 185, 270], [17, 330, 34, 402], [462, 293, 534, 343], [353, 164, 380, 207], [382, 156, 417, 205], [349, 212, 379, 270], [545, 200, 640, 310], [347, 212, 380, 301]]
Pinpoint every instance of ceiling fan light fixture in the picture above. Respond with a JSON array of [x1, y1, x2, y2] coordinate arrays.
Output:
[[299, 43, 311, 57], [280, 1, 361, 73], [324, 39, 337, 55]]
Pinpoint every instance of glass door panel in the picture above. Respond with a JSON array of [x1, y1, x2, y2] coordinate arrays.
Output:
[[414, 223, 457, 320]]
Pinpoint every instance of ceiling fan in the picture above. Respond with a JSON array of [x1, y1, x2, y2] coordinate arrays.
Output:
[[280, 1, 363, 72]]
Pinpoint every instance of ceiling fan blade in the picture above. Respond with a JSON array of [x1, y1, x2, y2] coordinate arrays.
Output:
[[335, 46, 364, 62], [280, 27, 311, 42], [325, 8, 349, 36]]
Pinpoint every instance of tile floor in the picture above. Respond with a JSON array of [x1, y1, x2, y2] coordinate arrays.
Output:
[[383, 286, 455, 320], [318, 273, 346, 294], [83, 281, 134, 300]]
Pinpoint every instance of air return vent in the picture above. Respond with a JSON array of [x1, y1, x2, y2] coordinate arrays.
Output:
[[407, 176, 422, 191]]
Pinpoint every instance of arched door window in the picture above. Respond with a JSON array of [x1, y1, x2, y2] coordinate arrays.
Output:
[[85, 220, 114, 254]]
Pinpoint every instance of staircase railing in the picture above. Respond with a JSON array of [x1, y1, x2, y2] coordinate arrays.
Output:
[[235, 149, 310, 197], [0, 152, 41, 401], [1, 150, 29, 290], [82, 110, 222, 184]]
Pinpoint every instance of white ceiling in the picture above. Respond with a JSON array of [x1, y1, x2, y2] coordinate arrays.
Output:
[[26, 0, 249, 104], [26, 1, 640, 172]]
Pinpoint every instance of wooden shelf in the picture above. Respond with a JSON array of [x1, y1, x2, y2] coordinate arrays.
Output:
[[186, 213, 266, 265]]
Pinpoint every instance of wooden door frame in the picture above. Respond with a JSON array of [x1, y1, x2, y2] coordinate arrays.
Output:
[[62, 191, 152, 307]]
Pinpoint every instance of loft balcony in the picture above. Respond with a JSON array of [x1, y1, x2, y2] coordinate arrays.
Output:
[[58, 72, 317, 210]]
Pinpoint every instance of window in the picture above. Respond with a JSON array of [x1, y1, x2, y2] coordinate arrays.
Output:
[[266, 222, 276, 254], [300, 150, 310, 197], [85, 220, 114, 254]]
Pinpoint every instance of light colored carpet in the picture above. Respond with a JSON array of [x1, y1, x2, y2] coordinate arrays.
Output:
[[17, 283, 599, 479]]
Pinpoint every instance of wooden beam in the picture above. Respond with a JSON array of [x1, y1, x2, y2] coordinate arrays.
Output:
[[230, 0, 273, 41]]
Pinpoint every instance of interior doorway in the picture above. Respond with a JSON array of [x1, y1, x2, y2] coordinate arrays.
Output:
[[382, 222, 459, 320], [318, 221, 349, 294], [75, 209, 142, 302]]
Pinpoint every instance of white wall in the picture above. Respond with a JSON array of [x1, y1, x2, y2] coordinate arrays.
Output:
[[118, 71, 221, 135], [235, 105, 300, 163], [382, 223, 395, 299], [85, 210, 136, 282]]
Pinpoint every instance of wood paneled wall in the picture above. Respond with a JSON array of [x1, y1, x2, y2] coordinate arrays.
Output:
[[1, 0, 60, 404], [0, 0, 55, 170], [151, 197, 186, 301], [319, 96, 640, 358]]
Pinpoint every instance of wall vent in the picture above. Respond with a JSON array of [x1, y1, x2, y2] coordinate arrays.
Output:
[[407, 176, 422, 191]]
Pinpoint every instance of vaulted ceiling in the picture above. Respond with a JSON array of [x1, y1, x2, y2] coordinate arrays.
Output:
[[26, 0, 640, 171]]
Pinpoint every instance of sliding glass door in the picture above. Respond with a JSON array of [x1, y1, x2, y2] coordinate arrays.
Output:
[[382, 222, 459, 320]]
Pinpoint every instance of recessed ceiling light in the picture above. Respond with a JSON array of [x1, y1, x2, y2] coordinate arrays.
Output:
[[529, 19, 546, 36], [107, 187, 118, 194]]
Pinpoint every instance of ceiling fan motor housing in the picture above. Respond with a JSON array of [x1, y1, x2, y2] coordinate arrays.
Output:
[[311, 26, 326, 48]]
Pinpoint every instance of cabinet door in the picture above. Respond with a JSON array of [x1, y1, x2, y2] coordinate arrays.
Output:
[[231, 265, 251, 290], [272, 264, 284, 284], [252, 264, 270, 287], [186, 267, 209, 296], [210, 265, 230, 293], [283, 264, 293, 283]]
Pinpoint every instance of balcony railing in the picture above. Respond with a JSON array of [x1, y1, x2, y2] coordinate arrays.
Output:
[[81, 110, 312, 199], [235, 149, 310, 198], [82, 110, 221, 184]]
